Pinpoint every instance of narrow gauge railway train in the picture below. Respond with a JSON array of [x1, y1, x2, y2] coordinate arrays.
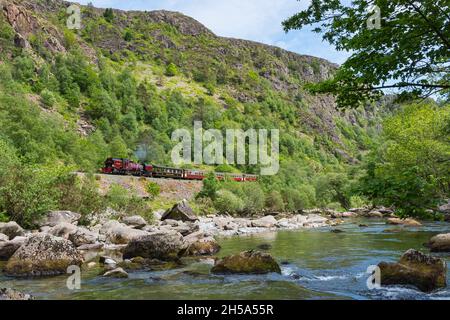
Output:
[[101, 158, 258, 182]]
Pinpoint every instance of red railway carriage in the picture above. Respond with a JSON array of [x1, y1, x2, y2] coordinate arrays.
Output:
[[184, 170, 206, 180], [102, 158, 142, 175], [244, 174, 258, 182]]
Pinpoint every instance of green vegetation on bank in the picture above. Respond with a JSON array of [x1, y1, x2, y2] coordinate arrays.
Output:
[[0, 2, 448, 225]]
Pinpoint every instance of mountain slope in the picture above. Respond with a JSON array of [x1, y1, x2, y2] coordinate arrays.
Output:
[[0, 0, 394, 210]]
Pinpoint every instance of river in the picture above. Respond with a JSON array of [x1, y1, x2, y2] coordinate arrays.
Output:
[[1, 218, 449, 300]]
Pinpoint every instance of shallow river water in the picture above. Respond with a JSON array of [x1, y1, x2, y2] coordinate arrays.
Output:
[[1, 218, 449, 300]]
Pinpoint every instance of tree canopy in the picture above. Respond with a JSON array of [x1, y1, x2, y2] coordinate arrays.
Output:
[[283, 0, 450, 108]]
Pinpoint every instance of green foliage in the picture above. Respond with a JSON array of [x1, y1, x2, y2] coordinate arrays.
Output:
[[165, 63, 178, 77], [197, 173, 219, 200], [103, 8, 115, 23], [265, 190, 285, 212], [283, 1, 450, 107], [146, 181, 161, 198], [214, 189, 245, 214], [106, 184, 151, 216], [40, 89, 56, 108], [359, 103, 450, 217]]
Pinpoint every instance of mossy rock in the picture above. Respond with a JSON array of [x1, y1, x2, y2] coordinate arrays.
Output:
[[378, 249, 447, 292], [211, 250, 281, 275], [185, 238, 221, 256]]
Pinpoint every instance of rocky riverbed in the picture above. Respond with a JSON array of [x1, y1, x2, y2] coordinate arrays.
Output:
[[1, 201, 449, 299]]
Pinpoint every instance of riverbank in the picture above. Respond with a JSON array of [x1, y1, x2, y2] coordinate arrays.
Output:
[[1, 217, 449, 300]]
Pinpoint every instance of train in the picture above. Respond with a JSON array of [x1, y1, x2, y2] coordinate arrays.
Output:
[[101, 158, 258, 182]]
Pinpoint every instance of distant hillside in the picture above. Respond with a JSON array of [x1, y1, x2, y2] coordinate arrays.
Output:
[[0, 0, 396, 210]]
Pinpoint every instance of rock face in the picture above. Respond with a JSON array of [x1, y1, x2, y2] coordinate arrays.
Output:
[[122, 215, 147, 229], [211, 250, 281, 274], [0, 221, 25, 239], [0, 236, 26, 260], [387, 218, 422, 226], [38, 211, 81, 227], [426, 233, 450, 252], [0, 288, 33, 300], [4, 234, 83, 277], [378, 249, 447, 292], [123, 231, 185, 261], [161, 200, 198, 222]]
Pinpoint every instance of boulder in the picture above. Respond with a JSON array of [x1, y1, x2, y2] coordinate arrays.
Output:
[[122, 215, 147, 229], [305, 214, 328, 224], [47, 222, 78, 239], [0, 236, 27, 260], [378, 249, 447, 292], [0, 222, 25, 239], [426, 233, 450, 252], [38, 211, 81, 227], [0, 288, 33, 300], [0, 233, 9, 242], [251, 215, 277, 228], [185, 237, 221, 256], [123, 231, 185, 261], [4, 234, 83, 276], [211, 250, 281, 274], [100, 220, 148, 245], [387, 218, 422, 227], [68, 227, 98, 247], [438, 200, 450, 214], [161, 200, 198, 222], [172, 221, 200, 236], [368, 210, 383, 218], [103, 267, 128, 278]]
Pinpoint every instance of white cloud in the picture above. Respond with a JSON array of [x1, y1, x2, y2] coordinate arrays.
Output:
[[76, 0, 349, 64]]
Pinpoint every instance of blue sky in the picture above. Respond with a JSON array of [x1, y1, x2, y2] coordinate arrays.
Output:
[[76, 0, 350, 64]]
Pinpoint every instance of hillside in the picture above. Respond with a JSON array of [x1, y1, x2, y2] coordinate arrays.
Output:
[[0, 0, 399, 220]]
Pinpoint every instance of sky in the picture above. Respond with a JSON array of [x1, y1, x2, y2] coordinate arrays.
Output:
[[76, 0, 350, 64]]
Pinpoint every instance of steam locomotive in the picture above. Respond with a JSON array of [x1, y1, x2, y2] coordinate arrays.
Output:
[[101, 158, 258, 182]]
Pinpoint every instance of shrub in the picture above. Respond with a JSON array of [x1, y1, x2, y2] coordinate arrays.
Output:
[[165, 63, 178, 77], [40, 89, 56, 108], [146, 181, 161, 198], [240, 183, 265, 214], [196, 173, 219, 200], [214, 189, 244, 214], [266, 190, 285, 212]]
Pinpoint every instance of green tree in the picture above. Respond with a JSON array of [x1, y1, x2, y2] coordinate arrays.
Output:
[[359, 103, 450, 217], [283, 1, 450, 108], [197, 173, 219, 200], [103, 8, 115, 23], [109, 135, 128, 158]]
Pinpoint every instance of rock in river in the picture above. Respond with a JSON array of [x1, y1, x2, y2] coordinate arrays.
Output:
[[426, 233, 450, 252], [211, 250, 281, 274], [185, 236, 221, 256], [378, 249, 447, 292], [103, 267, 129, 279], [251, 215, 277, 228], [161, 199, 198, 222], [0, 288, 33, 300], [387, 218, 422, 227], [4, 233, 83, 277], [123, 231, 185, 261]]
